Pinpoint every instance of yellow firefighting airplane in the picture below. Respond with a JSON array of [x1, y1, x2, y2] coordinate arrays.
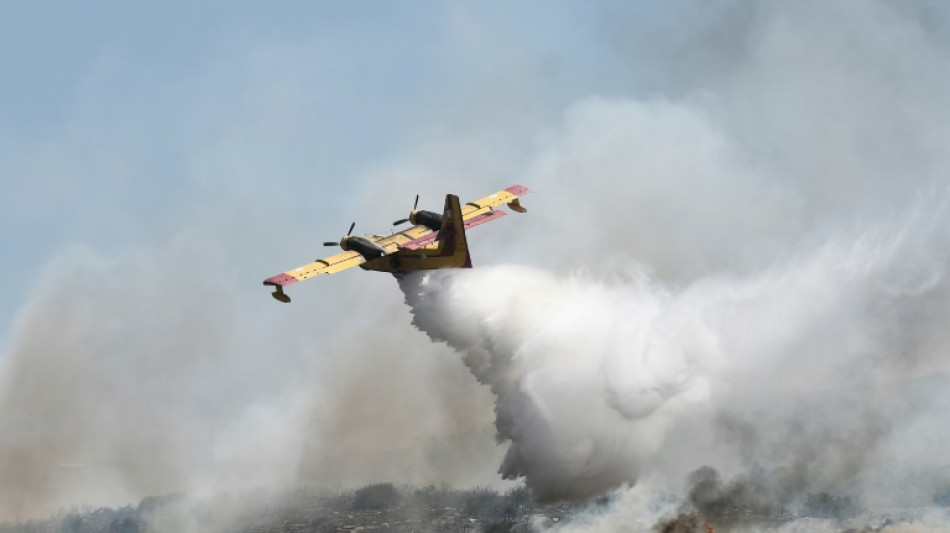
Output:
[[263, 185, 531, 302]]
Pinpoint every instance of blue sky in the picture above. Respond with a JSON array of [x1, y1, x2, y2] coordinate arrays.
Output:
[[0, 2, 629, 337]]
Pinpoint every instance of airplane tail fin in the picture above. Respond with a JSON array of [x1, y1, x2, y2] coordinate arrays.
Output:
[[436, 193, 473, 268]]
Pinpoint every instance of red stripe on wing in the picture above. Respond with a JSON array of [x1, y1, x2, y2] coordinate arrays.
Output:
[[465, 208, 507, 228], [263, 273, 299, 287], [400, 233, 438, 250]]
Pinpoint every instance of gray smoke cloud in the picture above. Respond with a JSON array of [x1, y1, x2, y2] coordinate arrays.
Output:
[[390, 0, 950, 528], [398, 201, 950, 507], [398, 264, 711, 503], [3, 1, 950, 529]]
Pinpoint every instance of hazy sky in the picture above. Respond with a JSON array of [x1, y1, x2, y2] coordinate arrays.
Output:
[[0, 1, 625, 338], [0, 1, 660, 514], [0, 0, 809, 334]]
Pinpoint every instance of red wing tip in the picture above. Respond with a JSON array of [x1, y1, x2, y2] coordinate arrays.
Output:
[[263, 273, 299, 287], [504, 184, 531, 196]]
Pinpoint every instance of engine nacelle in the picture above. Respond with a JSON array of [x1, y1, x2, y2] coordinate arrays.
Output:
[[340, 235, 385, 260], [410, 209, 444, 231]]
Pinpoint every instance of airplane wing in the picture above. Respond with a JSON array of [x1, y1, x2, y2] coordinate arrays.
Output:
[[263, 225, 432, 289], [262, 184, 531, 301], [263, 250, 366, 288], [372, 224, 433, 254], [461, 184, 531, 220], [375, 184, 531, 252], [398, 209, 508, 250]]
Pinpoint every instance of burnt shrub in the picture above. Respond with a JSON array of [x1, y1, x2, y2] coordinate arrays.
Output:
[[353, 483, 399, 511]]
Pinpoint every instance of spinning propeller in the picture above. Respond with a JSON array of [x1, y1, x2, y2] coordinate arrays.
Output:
[[323, 222, 355, 246], [392, 194, 420, 226]]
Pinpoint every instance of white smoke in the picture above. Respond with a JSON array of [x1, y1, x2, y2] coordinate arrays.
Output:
[[399, 265, 708, 503], [398, 196, 950, 520], [3, 0, 950, 528]]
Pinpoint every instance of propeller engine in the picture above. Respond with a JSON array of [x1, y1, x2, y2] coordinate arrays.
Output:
[[392, 194, 419, 226], [323, 222, 385, 260], [323, 222, 356, 248], [393, 194, 443, 231]]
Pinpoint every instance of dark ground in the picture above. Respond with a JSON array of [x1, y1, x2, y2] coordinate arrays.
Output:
[[2, 482, 937, 532], [0, 484, 598, 533]]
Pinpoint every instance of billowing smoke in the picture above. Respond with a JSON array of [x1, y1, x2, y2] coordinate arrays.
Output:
[[3, 0, 950, 529], [398, 198, 950, 508], [397, 198, 950, 530], [398, 265, 710, 503], [399, 2, 950, 528], [0, 237, 504, 520]]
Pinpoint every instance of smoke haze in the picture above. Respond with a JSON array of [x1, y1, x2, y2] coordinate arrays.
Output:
[[399, 199, 950, 526], [3, 1, 950, 530]]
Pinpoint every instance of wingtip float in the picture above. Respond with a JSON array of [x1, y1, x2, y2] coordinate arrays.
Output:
[[262, 185, 532, 303]]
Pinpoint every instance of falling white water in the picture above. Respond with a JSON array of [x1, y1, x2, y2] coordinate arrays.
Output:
[[400, 201, 950, 525]]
